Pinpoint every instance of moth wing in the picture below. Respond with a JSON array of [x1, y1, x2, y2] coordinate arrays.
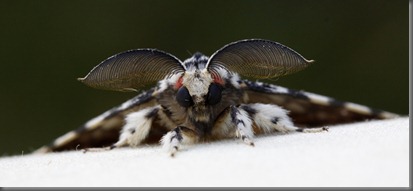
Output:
[[242, 80, 399, 127], [34, 88, 160, 153]]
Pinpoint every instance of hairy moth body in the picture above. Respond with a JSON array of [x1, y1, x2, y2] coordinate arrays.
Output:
[[35, 39, 398, 156]]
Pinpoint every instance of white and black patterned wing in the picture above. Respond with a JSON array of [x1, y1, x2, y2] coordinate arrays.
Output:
[[242, 80, 399, 127], [34, 88, 162, 153], [34, 49, 185, 153]]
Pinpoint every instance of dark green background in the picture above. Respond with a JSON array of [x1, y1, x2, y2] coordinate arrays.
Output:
[[0, 0, 408, 155]]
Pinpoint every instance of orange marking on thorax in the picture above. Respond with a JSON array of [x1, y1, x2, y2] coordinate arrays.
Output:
[[211, 72, 225, 85], [175, 76, 183, 89]]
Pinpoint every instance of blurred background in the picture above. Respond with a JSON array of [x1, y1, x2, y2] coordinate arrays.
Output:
[[0, 0, 408, 155]]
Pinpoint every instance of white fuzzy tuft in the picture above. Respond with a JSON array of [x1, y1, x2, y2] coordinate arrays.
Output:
[[160, 131, 177, 152], [229, 73, 241, 89], [244, 103, 296, 133], [211, 67, 230, 80], [183, 70, 213, 104], [234, 109, 254, 139], [157, 73, 183, 93], [117, 107, 159, 147]]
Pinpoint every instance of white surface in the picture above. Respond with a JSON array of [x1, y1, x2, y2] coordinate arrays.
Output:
[[0, 117, 409, 187]]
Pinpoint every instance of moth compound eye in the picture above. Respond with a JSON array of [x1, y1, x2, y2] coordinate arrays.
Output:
[[176, 86, 194, 107], [206, 83, 222, 105]]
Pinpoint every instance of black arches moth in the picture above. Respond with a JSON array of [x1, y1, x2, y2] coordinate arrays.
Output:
[[34, 39, 398, 156]]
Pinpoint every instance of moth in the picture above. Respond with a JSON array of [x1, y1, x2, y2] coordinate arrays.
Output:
[[34, 39, 398, 156]]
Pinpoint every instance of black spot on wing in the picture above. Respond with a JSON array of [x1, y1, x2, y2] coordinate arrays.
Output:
[[75, 125, 87, 134], [271, 117, 279, 124], [330, 99, 385, 118], [287, 89, 309, 100], [236, 119, 246, 126], [240, 105, 257, 118], [243, 80, 275, 93], [369, 108, 383, 117], [145, 107, 159, 119], [328, 98, 345, 107]]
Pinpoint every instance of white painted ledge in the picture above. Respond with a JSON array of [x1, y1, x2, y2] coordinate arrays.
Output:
[[0, 117, 409, 187]]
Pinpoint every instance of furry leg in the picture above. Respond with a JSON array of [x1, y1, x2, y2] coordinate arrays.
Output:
[[211, 105, 255, 145], [230, 105, 255, 146], [160, 126, 198, 157]]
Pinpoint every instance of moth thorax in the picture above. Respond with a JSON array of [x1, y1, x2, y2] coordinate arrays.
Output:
[[182, 69, 213, 104]]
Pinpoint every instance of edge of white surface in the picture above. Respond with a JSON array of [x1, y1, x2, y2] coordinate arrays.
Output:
[[0, 117, 409, 187]]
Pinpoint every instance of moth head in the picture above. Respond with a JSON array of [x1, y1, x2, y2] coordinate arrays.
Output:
[[173, 39, 314, 108], [174, 53, 224, 108]]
